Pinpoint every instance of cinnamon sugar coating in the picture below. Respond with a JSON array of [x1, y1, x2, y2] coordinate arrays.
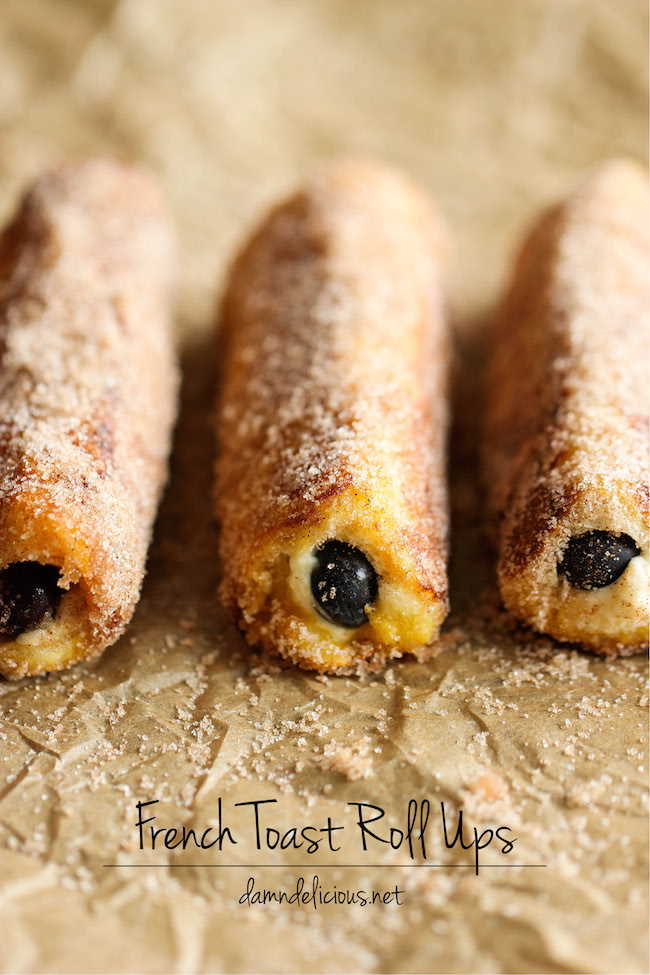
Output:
[[484, 160, 649, 654], [215, 160, 450, 673], [0, 159, 178, 678]]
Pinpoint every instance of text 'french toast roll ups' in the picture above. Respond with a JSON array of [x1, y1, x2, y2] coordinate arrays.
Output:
[[0, 159, 178, 679], [485, 160, 649, 653], [216, 161, 450, 673]]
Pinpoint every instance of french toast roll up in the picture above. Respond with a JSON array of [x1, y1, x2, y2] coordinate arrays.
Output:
[[215, 160, 450, 673], [484, 160, 649, 654], [0, 159, 178, 679]]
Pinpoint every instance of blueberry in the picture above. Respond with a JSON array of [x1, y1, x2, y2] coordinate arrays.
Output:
[[557, 531, 640, 590], [0, 563, 62, 638], [310, 540, 378, 628]]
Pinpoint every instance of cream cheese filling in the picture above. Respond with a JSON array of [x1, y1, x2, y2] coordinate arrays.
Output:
[[287, 525, 440, 649]]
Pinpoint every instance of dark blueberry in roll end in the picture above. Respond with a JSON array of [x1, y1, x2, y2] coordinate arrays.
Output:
[[0, 563, 62, 638], [311, 540, 379, 628], [558, 530, 640, 590]]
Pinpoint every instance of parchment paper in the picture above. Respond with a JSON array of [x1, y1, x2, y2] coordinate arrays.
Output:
[[0, 2, 648, 973]]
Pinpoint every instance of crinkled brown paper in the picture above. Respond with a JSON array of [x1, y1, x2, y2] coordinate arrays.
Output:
[[0, 2, 648, 973]]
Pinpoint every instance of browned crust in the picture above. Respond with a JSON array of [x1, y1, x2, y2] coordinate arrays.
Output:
[[484, 160, 649, 654], [215, 159, 450, 672], [0, 159, 178, 678]]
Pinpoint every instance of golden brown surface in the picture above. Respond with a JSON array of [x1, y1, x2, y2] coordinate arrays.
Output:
[[484, 161, 649, 653], [0, 159, 178, 678], [0, 2, 648, 974], [217, 160, 449, 672]]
